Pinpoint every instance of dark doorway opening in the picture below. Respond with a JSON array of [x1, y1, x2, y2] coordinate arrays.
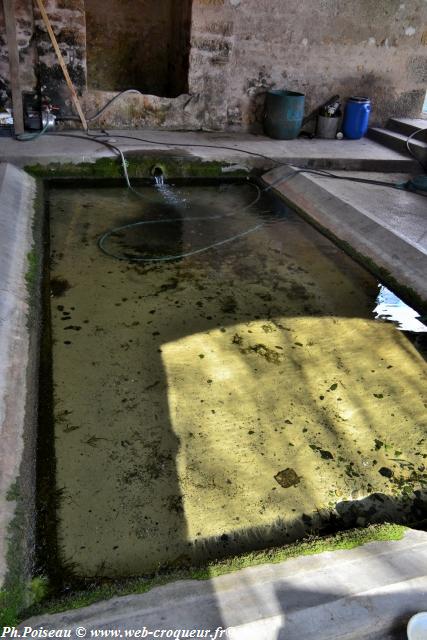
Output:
[[85, 0, 192, 97]]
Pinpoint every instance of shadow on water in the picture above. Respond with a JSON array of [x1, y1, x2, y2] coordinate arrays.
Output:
[[38, 179, 427, 600]]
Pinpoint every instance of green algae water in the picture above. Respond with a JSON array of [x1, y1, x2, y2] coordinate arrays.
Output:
[[46, 180, 427, 578]]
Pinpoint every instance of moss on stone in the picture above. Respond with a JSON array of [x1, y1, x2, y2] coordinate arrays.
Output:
[[0, 577, 48, 628], [25, 523, 405, 620], [25, 156, 249, 180], [0, 482, 35, 627], [25, 158, 123, 179], [0, 499, 24, 627], [0, 182, 46, 627], [25, 250, 38, 293]]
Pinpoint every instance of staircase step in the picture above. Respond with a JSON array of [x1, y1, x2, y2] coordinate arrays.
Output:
[[368, 127, 427, 159], [387, 117, 427, 137]]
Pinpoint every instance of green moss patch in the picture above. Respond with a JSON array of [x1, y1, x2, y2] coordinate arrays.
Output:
[[25, 523, 405, 620], [25, 250, 38, 293], [25, 156, 249, 180], [0, 483, 47, 628]]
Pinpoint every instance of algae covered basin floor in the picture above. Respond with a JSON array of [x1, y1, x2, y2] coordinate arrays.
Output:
[[46, 180, 427, 578]]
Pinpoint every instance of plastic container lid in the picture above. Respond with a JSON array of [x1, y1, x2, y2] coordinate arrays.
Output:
[[349, 96, 370, 103], [407, 612, 427, 640]]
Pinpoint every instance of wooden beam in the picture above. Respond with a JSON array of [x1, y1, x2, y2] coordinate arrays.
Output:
[[2, 0, 24, 135], [34, 0, 88, 130]]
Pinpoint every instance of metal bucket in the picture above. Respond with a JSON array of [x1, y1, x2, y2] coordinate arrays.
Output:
[[317, 115, 339, 139]]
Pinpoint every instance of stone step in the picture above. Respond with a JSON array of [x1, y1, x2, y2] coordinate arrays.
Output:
[[386, 118, 427, 137], [368, 127, 427, 161]]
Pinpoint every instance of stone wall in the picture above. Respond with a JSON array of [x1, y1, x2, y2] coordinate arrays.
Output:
[[0, 0, 426, 129], [226, 0, 427, 131]]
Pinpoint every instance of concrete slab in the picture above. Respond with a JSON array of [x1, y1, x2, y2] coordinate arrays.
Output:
[[262, 168, 427, 313], [0, 129, 418, 172], [22, 529, 427, 639], [0, 163, 37, 587]]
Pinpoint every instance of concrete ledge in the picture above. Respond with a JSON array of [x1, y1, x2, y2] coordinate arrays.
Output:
[[1, 130, 419, 172], [21, 529, 427, 639], [0, 164, 38, 595], [262, 167, 427, 314]]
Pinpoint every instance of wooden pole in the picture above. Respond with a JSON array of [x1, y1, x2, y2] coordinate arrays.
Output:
[[33, 0, 88, 129], [2, 0, 24, 135]]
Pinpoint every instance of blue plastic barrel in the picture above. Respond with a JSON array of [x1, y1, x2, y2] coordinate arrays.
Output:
[[342, 97, 371, 139], [264, 90, 305, 140]]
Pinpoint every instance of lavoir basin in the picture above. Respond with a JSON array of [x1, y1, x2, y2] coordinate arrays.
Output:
[[40, 178, 427, 579]]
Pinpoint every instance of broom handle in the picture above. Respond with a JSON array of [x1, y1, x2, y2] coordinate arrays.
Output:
[[34, 0, 88, 130]]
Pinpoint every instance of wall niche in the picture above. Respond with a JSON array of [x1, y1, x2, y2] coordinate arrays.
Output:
[[85, 0, 192, 97]]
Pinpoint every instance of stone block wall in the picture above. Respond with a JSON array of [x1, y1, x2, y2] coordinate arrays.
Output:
[[0, 0, 426, 130]]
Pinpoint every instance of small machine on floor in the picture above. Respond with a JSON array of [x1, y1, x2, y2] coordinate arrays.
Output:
[[23, 91, 57, 132]]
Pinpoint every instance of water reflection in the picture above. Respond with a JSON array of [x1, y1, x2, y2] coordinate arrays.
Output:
[[374, 285, 427, 333]]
